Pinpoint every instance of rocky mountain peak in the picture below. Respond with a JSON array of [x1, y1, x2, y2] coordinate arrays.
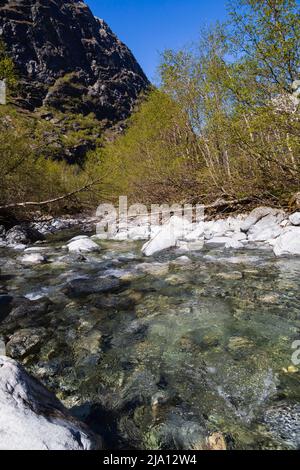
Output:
[[0, 0, 149, 122]]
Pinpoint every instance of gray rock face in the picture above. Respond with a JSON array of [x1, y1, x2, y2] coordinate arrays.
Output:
[[0, 0, 149, 121], [5, 225, 44, 246], [0, 356, 103, 450]]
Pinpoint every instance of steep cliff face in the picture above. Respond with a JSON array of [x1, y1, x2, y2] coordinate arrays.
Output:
[[0, 0, 149, 122]]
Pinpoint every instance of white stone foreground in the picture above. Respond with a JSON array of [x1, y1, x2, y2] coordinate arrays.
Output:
[[0, 356, 103, 450]]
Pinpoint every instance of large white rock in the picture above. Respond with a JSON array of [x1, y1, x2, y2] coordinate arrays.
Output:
[[226, 215, 247, 232], [67, 238, 99, 254], [0, 356, 102, 450], [231, 231, 247, 241], [185, 222, 205, 241], [247, 214, 283, 242], [142, 216, 193, 256], [273, 228, 300, 256], [204, 219, 229, 240], [289, 212, 300, 226], [241, 207, 285, 233]]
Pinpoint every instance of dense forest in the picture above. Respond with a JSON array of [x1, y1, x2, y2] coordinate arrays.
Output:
[[0, 0, 299, 217]]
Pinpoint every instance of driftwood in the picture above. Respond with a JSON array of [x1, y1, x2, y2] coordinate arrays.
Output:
[[204, 196, 255, 210], [0, 179, 102, 210]]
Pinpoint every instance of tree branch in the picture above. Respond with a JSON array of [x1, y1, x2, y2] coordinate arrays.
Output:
[[0, 178, 103, 210]]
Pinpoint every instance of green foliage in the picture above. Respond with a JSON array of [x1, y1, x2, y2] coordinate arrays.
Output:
[[96, 89, 202, 203], [0, 105, 104, 215], [0, 39, 17, 91], [1, 1, 300, 215], [99, 1, 300, 206], [228, 0, 300, 95]]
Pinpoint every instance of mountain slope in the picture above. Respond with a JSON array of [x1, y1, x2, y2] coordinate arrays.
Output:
[[0, 0, 149, 122]]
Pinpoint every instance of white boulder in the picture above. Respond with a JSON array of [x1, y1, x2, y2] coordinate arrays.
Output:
[[67, 238, 99, 254], [142, 216, 193, 256], [241, 207, 285, 233], [185, 222, 205, 241], [0, 356, 102, 450], [289, 212, 300, 226], [247, 215, 283, 242], [204, 219, 229, 240], [21, 253, 46, 265], [273, 227, 300, 256]]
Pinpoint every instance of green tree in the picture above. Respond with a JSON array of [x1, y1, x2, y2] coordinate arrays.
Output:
[[228, 0, 300, 96], [0, 39, 17, 91]]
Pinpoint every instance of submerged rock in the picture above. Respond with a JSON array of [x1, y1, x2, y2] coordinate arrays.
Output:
[[263, 401, 300, 449], [137, 262, 169, 276], [91, 294, 135, 311], [6, 328, 48, 359], [0, 356, 103, 450], [2, 298, 53, 330], [63, 276, 124, 298], [0, 295, 13, 323]]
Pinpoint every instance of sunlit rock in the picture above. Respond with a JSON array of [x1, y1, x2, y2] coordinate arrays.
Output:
[[0, 356, 103, 450]]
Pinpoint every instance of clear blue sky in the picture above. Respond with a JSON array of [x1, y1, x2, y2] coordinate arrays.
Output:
[[86, 0, 228, 82]]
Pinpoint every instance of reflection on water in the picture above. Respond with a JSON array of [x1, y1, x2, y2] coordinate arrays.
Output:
[[0, 235, 300, 450]]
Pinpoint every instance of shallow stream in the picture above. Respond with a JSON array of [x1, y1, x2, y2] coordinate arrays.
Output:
[[0, 230, 300, 449]]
